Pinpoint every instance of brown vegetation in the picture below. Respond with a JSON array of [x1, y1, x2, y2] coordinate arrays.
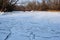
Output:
[[0, 0, 60, 12], [16, 0, 60, 11]]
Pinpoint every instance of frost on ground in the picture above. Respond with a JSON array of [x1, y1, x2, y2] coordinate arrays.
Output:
[[0, 11, 60, 40]]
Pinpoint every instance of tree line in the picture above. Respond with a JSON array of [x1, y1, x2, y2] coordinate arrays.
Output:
[[0, 0, 60, 12]]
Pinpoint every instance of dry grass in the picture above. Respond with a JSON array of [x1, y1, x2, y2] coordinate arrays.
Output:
[[48, 10, 60, 12]]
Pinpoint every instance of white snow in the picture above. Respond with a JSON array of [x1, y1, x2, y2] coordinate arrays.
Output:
[[0, 11, 60, 40]]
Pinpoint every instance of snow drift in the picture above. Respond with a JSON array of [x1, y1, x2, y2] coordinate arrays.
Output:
[[0, 11, 60, 40]]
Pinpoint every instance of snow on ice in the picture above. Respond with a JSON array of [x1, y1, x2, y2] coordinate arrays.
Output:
[[0, 11, 60, 40]]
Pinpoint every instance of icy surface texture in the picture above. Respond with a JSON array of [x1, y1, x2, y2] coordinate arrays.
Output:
[[0, 11, 60, 40]]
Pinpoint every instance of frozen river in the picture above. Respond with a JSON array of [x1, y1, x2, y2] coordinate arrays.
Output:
[[0, 11, 60, 40]]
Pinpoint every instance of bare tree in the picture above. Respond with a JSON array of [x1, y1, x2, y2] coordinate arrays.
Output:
[[40, 0, 49, 11], [1, 0, 19, 12], [0, 0, 3, 10]]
